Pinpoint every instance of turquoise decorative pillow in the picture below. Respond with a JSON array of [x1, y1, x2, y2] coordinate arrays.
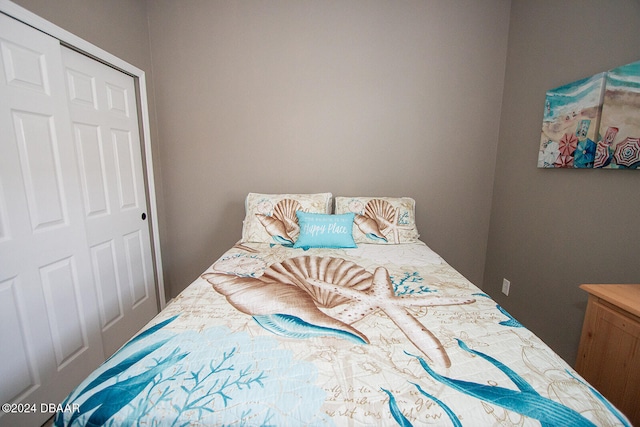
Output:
[[293, 212, 357, 250]]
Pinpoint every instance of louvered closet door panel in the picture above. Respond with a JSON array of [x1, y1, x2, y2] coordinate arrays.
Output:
[[62, 47, 158, 358], [0, 14, 104, 427]]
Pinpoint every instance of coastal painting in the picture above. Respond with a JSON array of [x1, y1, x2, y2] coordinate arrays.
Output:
[[596, 60, 640, 169], [538, 73, 606, 168]]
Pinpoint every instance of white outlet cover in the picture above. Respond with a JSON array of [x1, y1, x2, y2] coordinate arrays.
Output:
[[502, 279, 511, 296]]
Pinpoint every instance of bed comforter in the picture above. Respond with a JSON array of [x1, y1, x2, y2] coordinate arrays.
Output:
[[55, 241, 630, 426]]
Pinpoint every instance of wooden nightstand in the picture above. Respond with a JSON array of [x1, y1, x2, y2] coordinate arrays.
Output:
[[575, 284, 640, 426]]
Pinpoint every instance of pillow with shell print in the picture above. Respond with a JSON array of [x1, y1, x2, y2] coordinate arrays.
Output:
[[241, 193, 333, 245], [334, 196, 420, 244]]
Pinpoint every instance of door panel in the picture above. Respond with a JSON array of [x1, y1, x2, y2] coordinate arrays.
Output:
[[74, 122, 110, 216], [39, 256, 88, 368], [0, 182, 9, 242], [1, 13, 160, 426], [12, 111, 67, 230], [0, 277, 37, 405], [123, 229, 150, 306], [66, 67, 97, 108], [62, 46, 158, 358], [106, 82, 129, 116], [0, 38, 49, 93], [0, 13, 104, 427], [91, 240, 124, 330], [112, 128, 139, 209]]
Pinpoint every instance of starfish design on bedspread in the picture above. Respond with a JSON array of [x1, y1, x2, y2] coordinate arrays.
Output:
[[202, 255, 475, 367], [307, 266, 474, 367]]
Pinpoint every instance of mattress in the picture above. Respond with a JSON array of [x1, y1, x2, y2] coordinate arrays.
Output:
[[54, 241, 630, 426]]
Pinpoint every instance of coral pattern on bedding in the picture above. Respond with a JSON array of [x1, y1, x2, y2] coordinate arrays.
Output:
[[55, 242, 630, 426]]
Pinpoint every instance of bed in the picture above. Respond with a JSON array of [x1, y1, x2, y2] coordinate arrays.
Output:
[[55, 193, 630, 426]]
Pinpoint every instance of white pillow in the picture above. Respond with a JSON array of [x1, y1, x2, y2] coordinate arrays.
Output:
[[334, 196, 420, 244], [241, 193, 333, 245]]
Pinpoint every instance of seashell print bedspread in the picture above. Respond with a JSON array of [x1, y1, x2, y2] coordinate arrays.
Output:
[[55, 242, 630, 426]]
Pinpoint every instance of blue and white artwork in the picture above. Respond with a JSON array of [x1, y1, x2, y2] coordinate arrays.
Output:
[[538, 73, 606, 168], [597, 60, 640, 169], [539, 59, 640, 170]]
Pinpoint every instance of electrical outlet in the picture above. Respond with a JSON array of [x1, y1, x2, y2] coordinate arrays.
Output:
[[502, 278, 511, 296]]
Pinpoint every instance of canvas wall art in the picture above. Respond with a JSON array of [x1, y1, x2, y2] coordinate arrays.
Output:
[[538, 59, 640, 170], [538, 73, 606, 168], [596, 61, 640, 169]]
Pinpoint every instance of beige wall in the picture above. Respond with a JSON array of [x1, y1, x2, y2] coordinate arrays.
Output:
[[11, 0, 150, 68], [484, 0, 640, 364], [146, 0, 510, 295]]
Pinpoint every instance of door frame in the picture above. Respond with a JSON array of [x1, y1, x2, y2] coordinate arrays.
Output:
[[0, 0, 167, 309]]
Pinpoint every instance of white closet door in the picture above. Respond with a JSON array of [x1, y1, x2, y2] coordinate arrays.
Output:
[[0, 13, 104, 427], [62, 47, 158, 358], [0, 13, 161, 427]]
